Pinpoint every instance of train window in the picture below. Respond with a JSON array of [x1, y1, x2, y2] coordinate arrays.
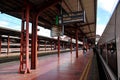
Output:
[[106, 39, 117, 76], [107, 42, 116, 54]]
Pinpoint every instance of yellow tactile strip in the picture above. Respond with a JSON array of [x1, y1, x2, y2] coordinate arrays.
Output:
[[80, 53, 93, 80]]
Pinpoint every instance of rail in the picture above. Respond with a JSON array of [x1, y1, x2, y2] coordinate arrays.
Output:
[[98, 52, 117, 80]]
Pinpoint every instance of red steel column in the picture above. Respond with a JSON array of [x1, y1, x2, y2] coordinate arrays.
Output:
[[76, 30, 78, 58], [31, 13, 38, 69], [25, 5, 30, 73], [44, 40, 46, 51], [0, 35, 1, 55], [70, 37, 72, 54], [38, 39, 40, 51], [51, 41, 52, 51], [19, 4, 30, 74], [7, 35, 10, 55], [62, 43, 64, 49], [39, 40, 40, 51], [19, 11, 25, 73], [54, 42, 56, 50], [37, 39, 39, 51], [65, 43, 67, 49], [64, 43, 66, 49], [58, 36, 60, 57]]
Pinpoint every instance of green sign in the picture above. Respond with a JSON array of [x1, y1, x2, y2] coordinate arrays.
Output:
[[55, 16, 59, 25]]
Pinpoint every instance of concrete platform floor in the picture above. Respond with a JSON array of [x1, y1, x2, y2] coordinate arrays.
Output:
[[0, 50, 93, 80], [87, 54, 99, 80]]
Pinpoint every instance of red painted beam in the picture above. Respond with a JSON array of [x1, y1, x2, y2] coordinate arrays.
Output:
[[0, 36, 1, 55], [54, 43, 56, 50], [19, 4, 30, 74], [7, 35, 10, 55], [62, 43, 64, 49], [51, 41, 52, 51], [31, 13, 38, 69], [19, 11, 25, 73], [64, 43, 66, 49], [45, 40, 46, 51], [58, 36, 60, 57], [76, 30, 78, 58], [70, 37, 72, 54], [63, 0, 72, 12], [38, 0, 60, 15], [37, 39, 40, 51], [25, 4, 30, 73]]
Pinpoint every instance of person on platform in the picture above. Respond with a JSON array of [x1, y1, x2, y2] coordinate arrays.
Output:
[[83, 46, 87, 56]]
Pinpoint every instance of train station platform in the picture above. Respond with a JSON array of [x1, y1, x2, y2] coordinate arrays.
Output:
[[0, 50, 99, 80]]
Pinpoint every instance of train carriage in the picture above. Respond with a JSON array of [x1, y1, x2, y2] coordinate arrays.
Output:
[[97, 1, 120, 79]]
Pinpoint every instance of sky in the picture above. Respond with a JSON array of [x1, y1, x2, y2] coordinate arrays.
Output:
[[96, 0, 119, 36], [0, 0, 119, 37], [0, 14, 51, 37]]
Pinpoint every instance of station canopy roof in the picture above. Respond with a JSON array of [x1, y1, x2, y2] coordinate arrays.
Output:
[[0, 0, 97, 44]]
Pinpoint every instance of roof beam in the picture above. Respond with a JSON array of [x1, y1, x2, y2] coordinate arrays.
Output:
[[80, 22, 95, 27], [38, 16, 51, 25], [94, 0, 97, 36], [37, 0, 60, 15], [43, 9, 56, 21], [79, 0, 94, 43], [63, 0, 72, 12], [85, 32, 94, 34]]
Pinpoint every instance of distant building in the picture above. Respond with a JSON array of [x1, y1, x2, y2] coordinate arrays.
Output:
[[95, 34, 101, 44]]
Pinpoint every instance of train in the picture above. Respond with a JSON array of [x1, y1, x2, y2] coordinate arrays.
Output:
[[97, 1, 120, 80]]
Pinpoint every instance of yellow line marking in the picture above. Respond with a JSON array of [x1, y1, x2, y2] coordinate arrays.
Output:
[[84, 58, 92, 80], [80, 55, 93, 80]]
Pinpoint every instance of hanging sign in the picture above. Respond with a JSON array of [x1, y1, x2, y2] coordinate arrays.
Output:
[[59, 11, 86, 24]]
